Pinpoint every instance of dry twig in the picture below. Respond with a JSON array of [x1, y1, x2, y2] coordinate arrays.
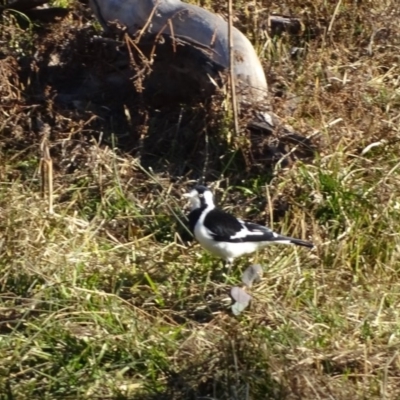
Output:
[[228, 0, 240, 138], [39, 125, 54, 215]]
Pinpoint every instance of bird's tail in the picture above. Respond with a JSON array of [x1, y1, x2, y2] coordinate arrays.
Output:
[[272, 235, 314, 249]]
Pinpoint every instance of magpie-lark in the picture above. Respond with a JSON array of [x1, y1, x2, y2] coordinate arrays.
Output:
[[184, 185, 313, 265]]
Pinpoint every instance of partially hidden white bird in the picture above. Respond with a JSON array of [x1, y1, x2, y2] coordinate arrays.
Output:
[[184, 185, 313, 265]]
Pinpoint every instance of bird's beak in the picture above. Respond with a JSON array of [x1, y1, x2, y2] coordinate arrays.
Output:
[[182, 192, 192, 198]]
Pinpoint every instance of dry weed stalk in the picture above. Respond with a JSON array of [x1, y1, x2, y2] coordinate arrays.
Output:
[[228, 0, 240, 138], [39, 124, 53, 215]]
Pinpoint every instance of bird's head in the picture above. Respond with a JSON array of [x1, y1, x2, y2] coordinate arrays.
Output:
[[183, 185, 215, 210]]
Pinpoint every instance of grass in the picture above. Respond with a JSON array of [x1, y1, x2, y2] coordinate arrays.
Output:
[[1, 0, 400, 399]]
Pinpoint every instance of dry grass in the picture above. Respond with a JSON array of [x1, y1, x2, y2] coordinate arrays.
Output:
[[1, 0, 400, 399]]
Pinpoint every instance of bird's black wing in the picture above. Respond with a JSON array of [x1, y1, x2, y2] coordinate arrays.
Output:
[[202, 208, 314, 247], [239, 221, 277, 241], [202, 209, 243, 240], [203, 209, 274, 243], [242, 221, 314, 248]]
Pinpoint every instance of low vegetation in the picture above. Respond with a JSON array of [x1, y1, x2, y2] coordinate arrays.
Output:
[[1, 0, 400, 398]]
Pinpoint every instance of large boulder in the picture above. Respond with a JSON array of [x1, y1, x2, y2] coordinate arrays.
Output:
[[89, 0, 268, 103]]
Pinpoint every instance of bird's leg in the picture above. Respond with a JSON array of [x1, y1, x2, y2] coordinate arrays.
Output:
[[222, 259, 233, 283]]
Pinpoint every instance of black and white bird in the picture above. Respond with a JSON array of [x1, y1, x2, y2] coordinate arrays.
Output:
[[184, 185, 313, 265]]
